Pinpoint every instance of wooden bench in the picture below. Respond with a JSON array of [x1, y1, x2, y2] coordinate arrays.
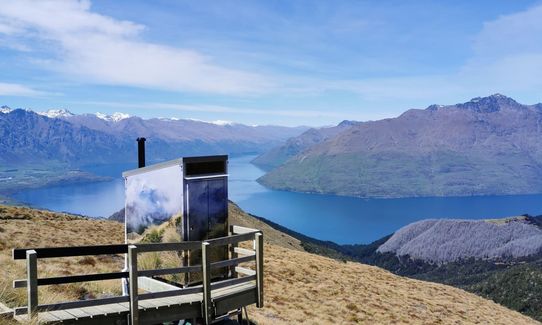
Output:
[[10, 225, 263, 324]]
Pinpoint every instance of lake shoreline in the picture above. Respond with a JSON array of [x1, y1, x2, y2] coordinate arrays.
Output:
[[9, 156, 542, 244], [255, 177, 542, 200]]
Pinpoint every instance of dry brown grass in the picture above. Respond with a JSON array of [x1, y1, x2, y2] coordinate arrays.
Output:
[[0, 205, 124, 311], [0, 204, 539, 324], [246, 245, 540, 325], [229, 202, 303, 252]]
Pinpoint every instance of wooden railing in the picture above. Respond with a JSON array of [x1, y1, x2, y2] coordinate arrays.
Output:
[[11, 225, 263, 324]]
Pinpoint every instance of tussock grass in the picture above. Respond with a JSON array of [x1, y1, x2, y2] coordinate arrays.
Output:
[[0, 205, 124, 310]]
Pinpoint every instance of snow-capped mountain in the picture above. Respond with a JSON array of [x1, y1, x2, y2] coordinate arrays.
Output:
[[95, 112, 131, 122], [1, 105, 12, 114], [38, 109, 75, 118], [211, 120, 236, 126], [0, 106, 308, 166]]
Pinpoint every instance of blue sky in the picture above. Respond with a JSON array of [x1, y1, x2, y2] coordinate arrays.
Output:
[[1, 0, 542, 126]]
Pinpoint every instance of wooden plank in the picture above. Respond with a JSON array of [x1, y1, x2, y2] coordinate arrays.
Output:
[[229, 226, 238, 278], [138, 299, 157, 310], [234, 247, 255, 256], [36, 311, 62, 323], [13, 244, 128, 260], [138, 298, 162, 309], [138, 276, 181, 293], [139, 286, 203, 301], [213, 287, 258, 316], [206, 232, 256, 247], [79, 305, 114, 317], [202, 242, 212, 324], [45, 309, 77, 321], [15, 296, 130, 315], [14, 271, 128, 288], [213, 281, 256, 297], [92, 303, 127, 315], [59, 312, 127, 325], [211, 276, 256, 291], [231, 225, 259, 235], [26, 249, 37, 320], [235, 266, 256, 276], [210, 255, 254, 270], [128, 244, 139, 325], [255, 232, 264, 308], [63, 306, 92, 319], [13, 307, 26, 316], [112, 302, 130, 312], [0, 302, 13, 319], [138, 301, 201, 324], [136, 241, 201, 252], [139, 265, 200, 278]]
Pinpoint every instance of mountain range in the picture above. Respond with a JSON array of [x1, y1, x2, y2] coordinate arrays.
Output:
[[0, 106, 307, 166], [252, 119, 360, 170], [257, 94, 542, 198]]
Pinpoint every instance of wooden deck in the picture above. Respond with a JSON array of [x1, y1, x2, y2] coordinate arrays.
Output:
[[14, 281, 257, 324], [9, 225, 263, 325]]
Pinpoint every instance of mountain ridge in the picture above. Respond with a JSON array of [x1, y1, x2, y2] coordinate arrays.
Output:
[[258, 94, 542, 198], [0, 107, 308, 166], [252, 119, 361, 170]]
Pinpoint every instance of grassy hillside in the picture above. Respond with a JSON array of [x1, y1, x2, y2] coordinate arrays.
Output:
[[0, 204, 539, 324], [258, 95, 542, 198], [252, 120, 359, 170], [330, 216, 542, 322]]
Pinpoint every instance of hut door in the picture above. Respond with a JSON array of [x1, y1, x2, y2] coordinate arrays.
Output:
[[187, 180, 209, 241], [186, 177, 227, 240]]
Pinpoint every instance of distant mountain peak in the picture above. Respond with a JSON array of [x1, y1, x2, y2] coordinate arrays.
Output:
[[427, 94, 521, 113], [38, 108, 75, 118], [0, 105, 12, 114], [469, 93, 516, 103], [460, 94, 520, 112], [95, 112, 131, 122], [212, 120, 236, 126], [338, 120, 358, 127]]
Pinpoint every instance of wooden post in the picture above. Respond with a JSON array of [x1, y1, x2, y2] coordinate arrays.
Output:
[[229, 225, 238, 279], [128, 245, 139, 325], [255, 232, 264, 308], [26, 250, 38, 320], [202, 241, 212, 324]]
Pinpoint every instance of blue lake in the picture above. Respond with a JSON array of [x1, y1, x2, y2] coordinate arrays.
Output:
[[12, 155, 542, 244]]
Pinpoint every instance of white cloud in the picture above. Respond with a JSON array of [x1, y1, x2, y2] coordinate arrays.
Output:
[[474, 5, 542, 58], [0, 82, 45, 96], [1, 0, 541, 107], [0, 0, 271, 95]]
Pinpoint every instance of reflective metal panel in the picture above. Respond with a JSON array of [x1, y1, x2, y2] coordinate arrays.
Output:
[[124, 164, 183, 239], [187, 180, 209, 241], [185, 176, 228, 283]]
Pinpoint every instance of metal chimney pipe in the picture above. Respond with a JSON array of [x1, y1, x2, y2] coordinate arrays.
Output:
[[137, 137, 146, 168]]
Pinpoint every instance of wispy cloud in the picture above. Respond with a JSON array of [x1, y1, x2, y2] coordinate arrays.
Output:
[[316, 3, 542, 103], [71, 100, 348, 119], [0, 82, 46, 96], [0, 0, 271, 95]]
